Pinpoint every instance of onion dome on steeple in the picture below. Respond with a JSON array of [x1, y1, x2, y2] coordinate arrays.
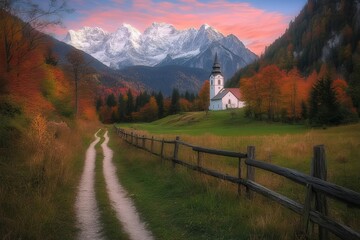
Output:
[[211, 53, 222, 75]]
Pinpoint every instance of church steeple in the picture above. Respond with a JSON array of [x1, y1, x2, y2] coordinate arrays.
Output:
[[211, 53, 222, 75], [209, 53, 224, 104]]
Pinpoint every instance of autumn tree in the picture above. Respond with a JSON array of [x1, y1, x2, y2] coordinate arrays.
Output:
[[118, 93, 126, 121], [198, 80, 209, 111], [0, 0, 71, 73], [137, 96, 158, 122]]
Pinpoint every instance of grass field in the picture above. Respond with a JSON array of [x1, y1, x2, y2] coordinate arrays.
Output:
[[115, 110, 360, 238], [119, 109, 307, 136]]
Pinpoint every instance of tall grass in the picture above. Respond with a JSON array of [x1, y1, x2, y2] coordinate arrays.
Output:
[[0, 114, 98, 239], [117, 122, 360, 239]]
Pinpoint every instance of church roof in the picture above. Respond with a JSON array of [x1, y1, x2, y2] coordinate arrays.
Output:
[[211, 88, 242, 101]]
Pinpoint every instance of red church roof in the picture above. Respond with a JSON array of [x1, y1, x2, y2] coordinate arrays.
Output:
[[212, 88, 242, 101]]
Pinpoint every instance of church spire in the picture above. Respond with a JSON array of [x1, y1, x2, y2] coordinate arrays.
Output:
[[211, 53, 222, 75]]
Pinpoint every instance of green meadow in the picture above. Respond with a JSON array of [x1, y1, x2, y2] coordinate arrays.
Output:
[[119, 109, 307, 136]]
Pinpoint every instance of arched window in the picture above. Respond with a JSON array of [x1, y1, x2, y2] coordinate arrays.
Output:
[[228, 99, 231, 104], [218, 80, 221, 85], [211, 80, 213, 85]]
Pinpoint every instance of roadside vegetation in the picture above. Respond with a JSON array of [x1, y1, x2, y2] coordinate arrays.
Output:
[[0, 106, 99, 239]]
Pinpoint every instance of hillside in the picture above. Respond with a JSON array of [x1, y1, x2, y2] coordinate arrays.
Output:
[[229, 0, 360, 84], [0, 9, 100, 238], [227, 0, 360, 124], [119, 109, 307, 136], [118, 65, 209, 95]]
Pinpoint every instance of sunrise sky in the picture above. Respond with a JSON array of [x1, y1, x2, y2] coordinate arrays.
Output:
[[48, 0, 307, 55]]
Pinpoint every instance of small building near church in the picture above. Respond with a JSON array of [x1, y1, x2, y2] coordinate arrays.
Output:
[[209, 54, 245, 111]]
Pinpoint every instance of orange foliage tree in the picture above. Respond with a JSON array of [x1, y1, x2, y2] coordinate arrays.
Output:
[[135, 96, 158, 122], [198, 80, 209, 111]]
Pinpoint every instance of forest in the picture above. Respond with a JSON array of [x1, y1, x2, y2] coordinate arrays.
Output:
[[227, 0, 360, 125]]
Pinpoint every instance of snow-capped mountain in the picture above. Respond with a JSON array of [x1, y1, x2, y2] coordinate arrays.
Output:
[[64, 23, 258, 79]]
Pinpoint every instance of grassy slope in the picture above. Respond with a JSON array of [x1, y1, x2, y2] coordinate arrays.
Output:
[[119, 109, 307, 136]]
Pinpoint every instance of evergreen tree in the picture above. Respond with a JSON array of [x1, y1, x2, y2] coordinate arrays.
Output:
[[156, 91, 164, 118], [126, 89, 134, 117], [301, 100, 308, 120], [309, 77, 342, 125], [96, 96, 103, 111], [170, 88, 180, 114], [106, 93, 116, 107], [135, 91, 150, 111]]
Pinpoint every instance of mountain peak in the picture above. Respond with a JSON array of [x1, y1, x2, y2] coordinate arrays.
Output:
[[64, 22, 257, 76]]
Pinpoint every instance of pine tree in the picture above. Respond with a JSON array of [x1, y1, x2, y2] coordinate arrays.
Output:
[[309, 77, 342, 126], [156, 91, 164, 118], [106, 93, 116, 107], [126, 89, 134, 118], [170, 88, 180, 114], [96, 97, 103, 111]]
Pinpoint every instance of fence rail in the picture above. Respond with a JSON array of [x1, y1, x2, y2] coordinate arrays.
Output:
[[114, 126, 360, 240]]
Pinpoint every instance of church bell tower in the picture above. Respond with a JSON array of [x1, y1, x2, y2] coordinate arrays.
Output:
[[209, 53, 224, 100]]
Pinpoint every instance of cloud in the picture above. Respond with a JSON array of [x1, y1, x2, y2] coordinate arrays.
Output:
[[56, 0, 291, 55]]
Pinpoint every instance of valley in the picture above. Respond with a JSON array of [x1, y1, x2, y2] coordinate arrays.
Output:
[[1, 0, 360, 239]]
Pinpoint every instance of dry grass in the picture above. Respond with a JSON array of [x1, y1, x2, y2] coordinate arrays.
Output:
[[122, 123, 360, 239], [0, 114, 99, 239]]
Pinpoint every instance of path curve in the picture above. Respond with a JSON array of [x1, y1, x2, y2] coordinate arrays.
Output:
[[75, 130, 104, 240], [102, 130, 154, 240]]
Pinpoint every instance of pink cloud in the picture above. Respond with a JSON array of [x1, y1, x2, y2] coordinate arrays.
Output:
[[56, 0, 291, 55]]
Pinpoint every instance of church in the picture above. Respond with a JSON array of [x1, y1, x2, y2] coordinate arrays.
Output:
[[209, 54, 245, 111]]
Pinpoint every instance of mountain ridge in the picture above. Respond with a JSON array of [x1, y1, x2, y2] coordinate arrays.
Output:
[[64, 22, 258, 80]]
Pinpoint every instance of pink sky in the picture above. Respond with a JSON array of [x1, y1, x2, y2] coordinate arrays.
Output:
[[50, 0, 305, 55]]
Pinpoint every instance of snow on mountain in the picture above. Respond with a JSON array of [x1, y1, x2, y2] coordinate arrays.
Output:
[[64, 27, 109, 54], [64, 23, 257, 78]]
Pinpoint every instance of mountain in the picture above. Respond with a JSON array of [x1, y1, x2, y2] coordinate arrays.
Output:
[[227, 0, 360, 116], [118, 65, 209, 95], [64, 23, 258, 80], [48, 35, 146, 91]]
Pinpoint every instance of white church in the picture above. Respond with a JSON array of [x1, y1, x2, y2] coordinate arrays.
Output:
[[209, 54, 245, 111]]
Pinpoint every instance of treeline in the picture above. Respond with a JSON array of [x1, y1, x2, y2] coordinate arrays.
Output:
[[241, 64, 358, 125], [96, 80, 210, 123]]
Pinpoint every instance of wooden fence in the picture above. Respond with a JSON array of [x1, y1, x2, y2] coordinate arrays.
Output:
[[114, 126, 360, 240]]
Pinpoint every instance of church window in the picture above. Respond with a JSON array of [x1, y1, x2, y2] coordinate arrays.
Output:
[[228, 99, 231, 104], [211, 80, 213, 85], [218, 80, 221, 85]]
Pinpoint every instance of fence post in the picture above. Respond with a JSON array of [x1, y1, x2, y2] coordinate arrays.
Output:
[[246, 146, 255, 199], [136, 134, 139, 147], [173, 136, 180, 168], [197, 151, 201, 168], [312, 145, 328, 240], [151, 136, 154, 153], [238, 157, 242, 196], [142, 135, 145, 149], [160, 138, 164, 161], [131, 132, 133, 145]]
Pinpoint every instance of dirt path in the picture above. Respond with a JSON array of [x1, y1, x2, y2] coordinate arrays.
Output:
[[75, 130, 104, 240], [102, 130, 154, 240]]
